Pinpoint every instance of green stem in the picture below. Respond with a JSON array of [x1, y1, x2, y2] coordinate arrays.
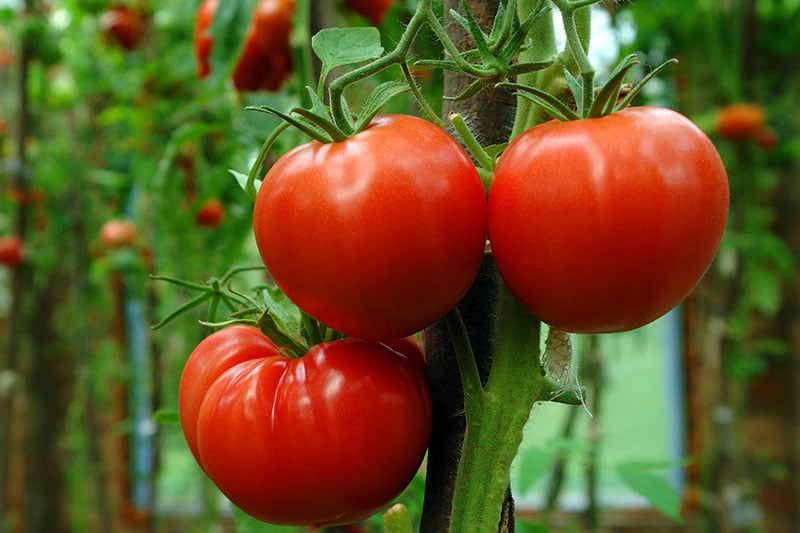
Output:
[[448, 284, 543, 532], [444, 309, 484, 414], [449, 112, 495, 172], [511, 0, 557, 138], [552, 0, 597, 117], [401, 61, 445, 128], [328, 0, 432, 132], [290, 0, 315, 109]]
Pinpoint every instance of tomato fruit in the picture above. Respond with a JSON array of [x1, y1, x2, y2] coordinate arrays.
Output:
[[194, 0, 294, 92], [100, 219, 138, 248], [179, 325, 432, 526], [715, 103, 765, 141], [99, 6, 146, 51], [489, 107, 729, 333], [195, 198, 226, 227], [344, 0, 394, 25], [253, 114, 487, 341], [0, 235, 23, 268]]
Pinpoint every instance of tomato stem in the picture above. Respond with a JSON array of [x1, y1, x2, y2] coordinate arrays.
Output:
[[448, 283, 543, 532], [449, 113, 495, 174], [552, 0, 598, 118]]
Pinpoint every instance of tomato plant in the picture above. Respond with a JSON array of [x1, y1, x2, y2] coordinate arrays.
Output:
[[195, 198, 226, 227], [99, 218, 138, 249], [179, 325, 432, 526], [194, 0, 294, 92], [489, 106, 729, 334], [99, 5, 146, 51], [344, 0, 394, 25], [253, 114, 488, 341], [0, 234, 23, 268]]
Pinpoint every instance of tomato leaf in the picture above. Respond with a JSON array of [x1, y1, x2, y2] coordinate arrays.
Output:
[[209, 0, 258, 87], [312, 27, 384, 84], [515, 446, 555, 495], [152, 409, 180, 425], [616, 463, 683, 522]]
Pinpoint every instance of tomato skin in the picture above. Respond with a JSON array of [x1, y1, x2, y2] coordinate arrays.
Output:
[[0, 235, 23, 268], [715, 103, 765, 140], [194, 0, 294, 92], [179, 325, 432, 526], [100, 218, 138, 248], [195, 198, 226, 227], [253, 114, 488, 341], [344, 0, 394, 25], [489, 107, 729, 334], [100, 6, 145, 51]]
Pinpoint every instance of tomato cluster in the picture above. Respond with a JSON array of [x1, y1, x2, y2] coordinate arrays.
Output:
[[194, 0, 294, 92], [180, 106, 728, 527]]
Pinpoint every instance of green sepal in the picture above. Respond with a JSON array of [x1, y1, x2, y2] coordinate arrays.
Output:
[[257, 309, 308, 358], [615, 58, 679, 112], [247, 105, 335, 143], [589, 53, 639, 118], [499, 82, 580, 122], [353, 81, 411, 132]]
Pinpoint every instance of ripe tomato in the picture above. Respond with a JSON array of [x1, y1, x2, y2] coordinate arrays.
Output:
[[253, 114, 487, 341], [194, 0, 294, 92], [100, 218, 138, 248], [195, 198, 226, 227], [344, 0, 394, 25], [179, 325, 432, 526], [99, 5, 146, 51], [489, 107, 729, 334], [0, 235, 23, 268], [715, 103, 765, 141]]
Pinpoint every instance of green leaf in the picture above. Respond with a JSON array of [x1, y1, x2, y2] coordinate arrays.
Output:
[[230, 169, 261, 198], [617, 465, 682, 522], [516, 446, 555, 494], [312, 27, 384, 84], [152, 410, 180, 425], [209, 0, 259, 87], [744, 265, 783, 316]]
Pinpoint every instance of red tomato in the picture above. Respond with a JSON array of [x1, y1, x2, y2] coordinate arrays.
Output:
[[253, 114, 487, 341], [100, 218, 138, 248], [715, 103, 765, 141], [194, 0, 294, 92], [0, 234, 23, 268], [99, 6, 146, 51], [489, 107, 729, 334], [195, 198, 226, 227], [179, 325, 432, 526], [344, 0, 394, 25]]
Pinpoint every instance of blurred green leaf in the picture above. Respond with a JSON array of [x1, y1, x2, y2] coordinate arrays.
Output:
[[616, 463, 682, 522]]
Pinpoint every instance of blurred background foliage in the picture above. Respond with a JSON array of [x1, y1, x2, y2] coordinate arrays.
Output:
[[0, 0, 799, 532]]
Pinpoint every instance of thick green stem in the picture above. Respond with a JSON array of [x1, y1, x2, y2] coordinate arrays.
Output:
[[328, 0, 432, 132], [448, 284, 543, 532], [511, 0, 557, 137]]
